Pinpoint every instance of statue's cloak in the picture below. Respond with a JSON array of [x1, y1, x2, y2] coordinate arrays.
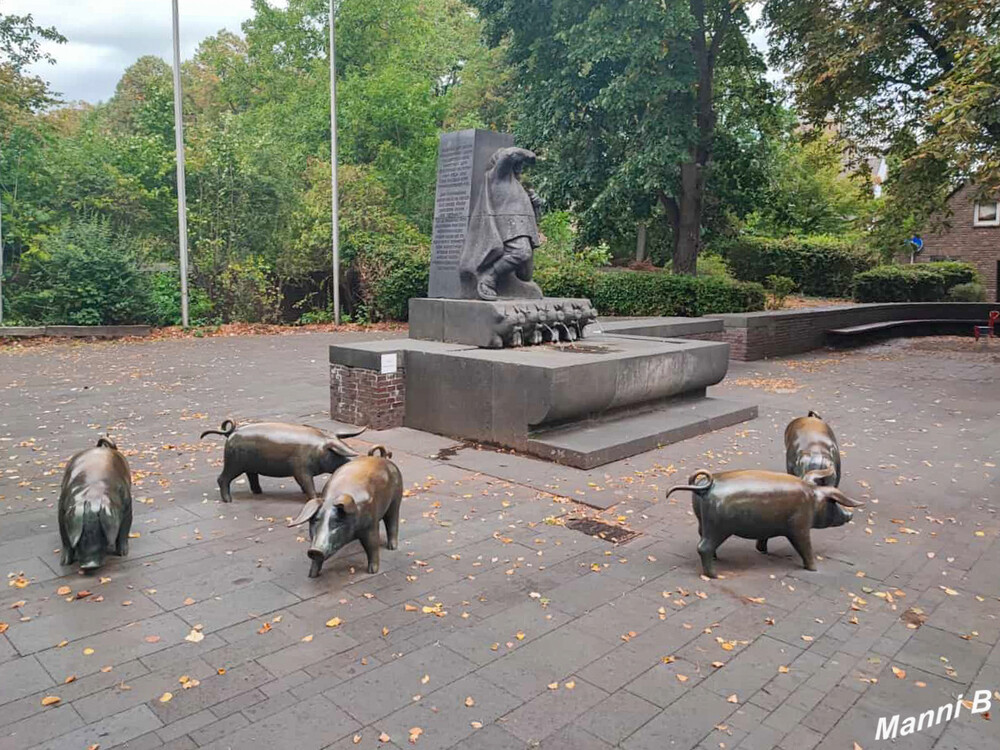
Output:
[[459, 148, 540, 276]]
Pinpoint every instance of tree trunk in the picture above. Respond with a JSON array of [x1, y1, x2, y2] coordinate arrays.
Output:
[[635, 222, 647, 263], [673, 162, 703, 274], [670, 0, 731, 275]]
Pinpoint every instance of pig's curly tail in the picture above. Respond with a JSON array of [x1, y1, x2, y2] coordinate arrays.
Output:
[[665, 469, 714, 498], [367, 445, 392, 459], [200, 419, 236, 439]]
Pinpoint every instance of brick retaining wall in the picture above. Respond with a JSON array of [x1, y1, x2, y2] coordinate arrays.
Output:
[[706, 302, 996, 361], [330, 363, 406, 430]]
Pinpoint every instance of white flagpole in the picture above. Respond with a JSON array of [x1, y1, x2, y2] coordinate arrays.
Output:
[[329, 0, 341, 325], [171, 0, 190, 327]]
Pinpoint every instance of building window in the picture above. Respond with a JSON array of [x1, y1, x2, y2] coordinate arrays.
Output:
[[974, 200, 1000, 226]]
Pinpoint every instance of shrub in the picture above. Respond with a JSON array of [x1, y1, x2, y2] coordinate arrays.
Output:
[[764, 275, 797, 310], [150, 271, 214, 326], [591, 270, 765, 317], [217, 256, 284, 323], [8, 219, 154, 325], [534, 211, 609, 298], [696, 253, 732, 279], [714, 235, 877, 297], [946, 282, 987, 302], [852, 262, 980, 302], [353, 241, 429, 321]]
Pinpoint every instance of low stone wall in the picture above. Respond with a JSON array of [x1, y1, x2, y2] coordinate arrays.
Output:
[[707, 302, 997, 361], [0, 325, 152, 339]]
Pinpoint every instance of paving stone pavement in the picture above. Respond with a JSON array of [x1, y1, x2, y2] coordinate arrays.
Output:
[[1, 331, 998, 750]]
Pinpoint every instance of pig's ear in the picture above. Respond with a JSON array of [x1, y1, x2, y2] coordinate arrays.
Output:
[[823, 488, 864, 508], [288, 498, 322, 527], [66, 504, 85, 548], [334, 495, 358, 516], [325, 438, 358, 458]]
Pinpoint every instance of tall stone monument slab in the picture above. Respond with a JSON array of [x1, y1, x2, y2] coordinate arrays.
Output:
[[428, 129, 513, 299]]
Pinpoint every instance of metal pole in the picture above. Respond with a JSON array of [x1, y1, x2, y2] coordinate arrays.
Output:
[[0, 140, 4, 326], [171, 0, 190, 327], [329, 0, 341, 324]]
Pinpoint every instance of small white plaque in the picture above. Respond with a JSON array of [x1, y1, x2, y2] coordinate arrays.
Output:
[[380, 353, 398, 375]]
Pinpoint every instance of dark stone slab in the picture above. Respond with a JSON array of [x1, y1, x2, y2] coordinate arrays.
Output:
[[599, 316, 724, 338], [526, 396, 758, 469], [409, 297, 596, 348], [428, 129, 513, 299]]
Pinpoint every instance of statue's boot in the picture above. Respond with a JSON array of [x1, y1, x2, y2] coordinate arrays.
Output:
[[477, 254, 521, 300]]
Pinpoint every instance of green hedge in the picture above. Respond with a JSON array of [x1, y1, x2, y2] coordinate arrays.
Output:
[[353, 241, 430, 321], [852, 262, 980, 302], [714, 235, 877, 297], [588, 270, 765, 316]]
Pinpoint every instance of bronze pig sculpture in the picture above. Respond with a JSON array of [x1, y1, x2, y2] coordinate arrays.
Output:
[[785, 410, 841, 486], [58, 438, 133, 572], [665, 469, 863, 578], [289, 445, 403, 578], [200, 420, 366, 502]]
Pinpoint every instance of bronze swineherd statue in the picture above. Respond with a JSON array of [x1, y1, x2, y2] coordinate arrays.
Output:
[[459, 146, 544, 301]]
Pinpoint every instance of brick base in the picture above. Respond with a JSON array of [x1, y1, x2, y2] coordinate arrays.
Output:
[[330, 364, 405, 430], [680, 330, 750, 360]]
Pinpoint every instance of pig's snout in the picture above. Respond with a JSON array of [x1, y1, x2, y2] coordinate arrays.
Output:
[[307, 550, 325, 578]]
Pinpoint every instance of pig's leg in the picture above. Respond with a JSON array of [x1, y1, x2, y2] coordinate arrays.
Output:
[[247, 473, 263, 495], [293, 471, 317, 499], [217, 471, 236, 503], [308, 557, 323, 578], [787, 531, 816, 571], [756, 538, 769, 554], [117, 500, 133, 556], [60, 529, 76, 566], [697, 534, 727, 578], [384, 497, 401, 550], [360, 530, 381, 574]]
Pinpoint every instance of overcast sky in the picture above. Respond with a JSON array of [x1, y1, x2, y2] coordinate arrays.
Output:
[[8, 0, 260, 103], [11, 1, 774, 105]]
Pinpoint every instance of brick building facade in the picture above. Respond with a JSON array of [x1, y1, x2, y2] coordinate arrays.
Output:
[[917, 184, 1000, 301]]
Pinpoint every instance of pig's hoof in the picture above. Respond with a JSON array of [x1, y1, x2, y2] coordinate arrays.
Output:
[[387, 540, 398, 551], [804, 563, 817, 572], [367, 563, 379, 574]]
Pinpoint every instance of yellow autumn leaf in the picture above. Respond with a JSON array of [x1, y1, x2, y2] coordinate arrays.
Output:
[[892, 666, 906, 679], [41, 696, 61, 706], [326, 617, 342, 628], [159, 692, 173, 703]]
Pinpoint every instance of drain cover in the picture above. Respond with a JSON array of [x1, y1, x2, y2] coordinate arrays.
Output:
[[565, 517, 640, 544]]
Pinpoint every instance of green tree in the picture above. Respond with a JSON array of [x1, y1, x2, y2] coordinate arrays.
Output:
[[471, 0, 759, 274], [765, 0, 1000, 244]]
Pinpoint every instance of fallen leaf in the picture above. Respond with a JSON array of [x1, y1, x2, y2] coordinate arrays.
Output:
[[258, 622, 271, 634], [159, 692, 173, 703], [144, 635, 160, 644], [421, 674, 430, 685], [217, 668, 226, 675], [83, 647, 95, 655], [100, 666, 113, 673], [378, 731, 391, 743], [676, 674, 689, 683], [57, 586, 71, 596], [183, 597, 195, 606], [352, 734, 361, 745], [548, 682, 559, 690], [64, 675, 76, 684], [778, 666, 790, 674], [325, 617, 342, 628], [465, 696, 475, 707], [470, 721, 483, 729], [892, 666, 906, 679], [565, 680, 576, 689], [727, 694, 739, 703], [0, 623, 7, 634], [301, 634, 314, 643], [404, 604, 418, 612], [41, 696, 61, 706], [185, 629, 204, 643]]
